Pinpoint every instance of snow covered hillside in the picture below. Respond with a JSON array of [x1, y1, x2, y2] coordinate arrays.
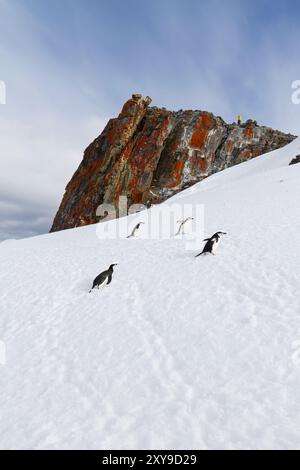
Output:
[[0, 138, 300, 450]]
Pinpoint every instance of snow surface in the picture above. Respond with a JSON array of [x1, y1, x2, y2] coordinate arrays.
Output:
[[0, 138, 300, 450]]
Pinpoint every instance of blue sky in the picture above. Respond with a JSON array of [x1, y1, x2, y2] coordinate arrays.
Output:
[[0, 0, 299, 240]]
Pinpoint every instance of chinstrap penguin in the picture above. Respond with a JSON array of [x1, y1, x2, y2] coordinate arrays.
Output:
[[175, 217, 194, 235], [195, 232, 227, 257], [127, 222, 144, 238], [89, 264, 118, 292]]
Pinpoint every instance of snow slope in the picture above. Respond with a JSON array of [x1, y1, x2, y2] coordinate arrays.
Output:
[[0, 138, 300, 450]]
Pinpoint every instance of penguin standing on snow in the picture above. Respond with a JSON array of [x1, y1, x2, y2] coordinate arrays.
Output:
[[127, 222, 144, 238], [89, 264, 117, 292], [195, 232, 227, 257], [175, 217, 194, 236]]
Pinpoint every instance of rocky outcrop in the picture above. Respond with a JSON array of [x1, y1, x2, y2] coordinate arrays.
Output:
[[289, 155, 300, 165], [50, 94, 296, 232]]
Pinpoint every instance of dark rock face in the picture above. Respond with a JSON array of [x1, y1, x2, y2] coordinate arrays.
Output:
[[289, 155, 300, 165], [50, 95, 296, 232]]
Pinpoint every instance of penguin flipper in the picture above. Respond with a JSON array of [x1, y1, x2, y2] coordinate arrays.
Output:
[[106, 273, 112, 285], [195, 251, 203, 257]]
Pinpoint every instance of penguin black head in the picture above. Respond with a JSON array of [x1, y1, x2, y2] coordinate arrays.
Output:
[[109, 263, 118, 269], [212, 231, 227, 240], [204, 231, 227, 242]]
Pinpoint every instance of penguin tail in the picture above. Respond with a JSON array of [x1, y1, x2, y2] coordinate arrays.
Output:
[[195, 251, 204, 257]]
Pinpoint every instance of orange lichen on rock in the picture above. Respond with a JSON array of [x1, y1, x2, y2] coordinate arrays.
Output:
[[241, 149, 251, 160], [190, 127, 208, 149], [50, 95, 295, 233], [130, 187, 143, 203], [226, 139, 233, 154], [167, 160, 185, 189], [253, 148, 261, 158], [190, 113, 214, 149], [244, 127, 254, 139], [198, 158, 207, 172], [201, 113, 214, 128]]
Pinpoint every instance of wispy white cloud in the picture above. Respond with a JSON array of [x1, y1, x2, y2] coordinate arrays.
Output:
[[0, 0, 299, 240], [0, 0, 108, 239]]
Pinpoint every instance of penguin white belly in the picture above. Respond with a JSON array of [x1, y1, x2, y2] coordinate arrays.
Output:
[[133, 225, 143, 237], [184, 219, 192, 231], [212, 239, 220, 253], [98, 278, 109, 288]]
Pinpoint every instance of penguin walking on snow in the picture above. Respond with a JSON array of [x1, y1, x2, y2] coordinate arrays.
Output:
[[127, 222, 144, 238], [175, 217, 194, 236], [89, 264, 118, 292], [195, 232, 227, 257]]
